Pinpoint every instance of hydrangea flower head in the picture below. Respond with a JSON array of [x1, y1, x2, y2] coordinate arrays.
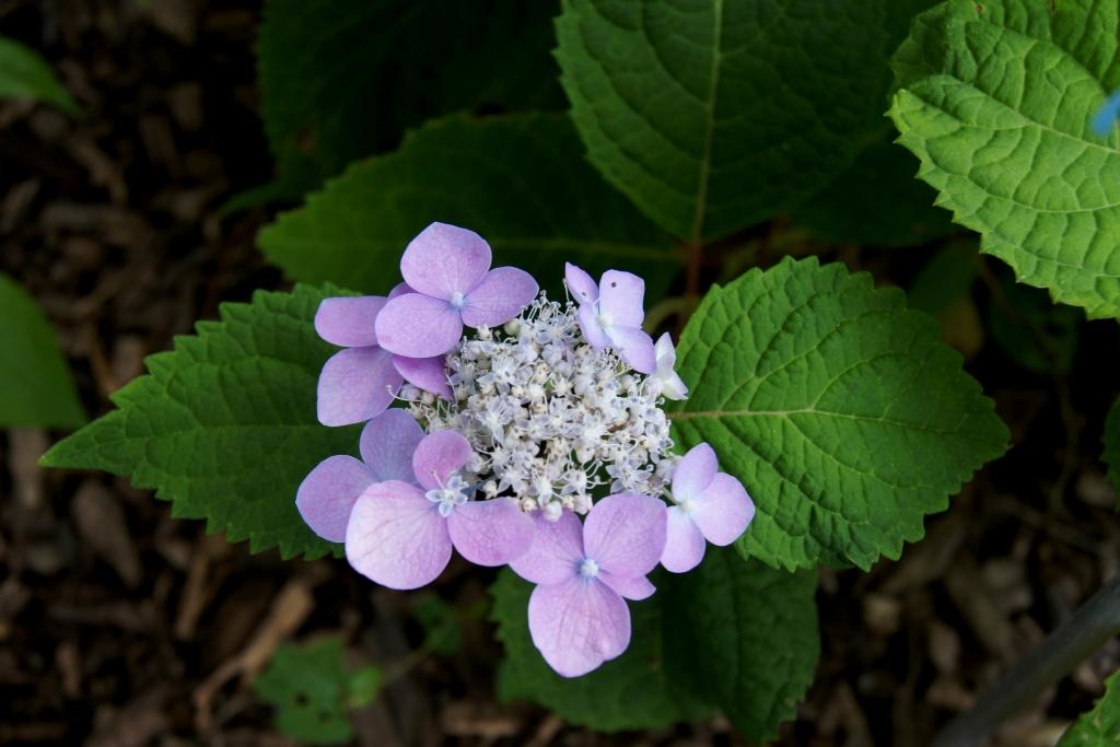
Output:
[[661, 443, 755, 573], [510, 493, 667, 677], [375, 223, 539, 358], [345, 427, 535, 589], [565, 263, 656, 374], [297, 223, 756, 677]]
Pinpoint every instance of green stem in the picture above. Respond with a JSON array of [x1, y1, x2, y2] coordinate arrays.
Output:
[[933, 575, 1120, 747]]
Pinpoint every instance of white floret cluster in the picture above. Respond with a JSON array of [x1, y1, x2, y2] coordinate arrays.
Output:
[[404, 294, 677, 520]]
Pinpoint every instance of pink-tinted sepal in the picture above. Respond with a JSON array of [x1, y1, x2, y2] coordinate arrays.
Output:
[[314, 296, 386, 348], [447, 498, 535, 566], [345, 481, 450, 590], [527, 578, 631, 678], [510, 510, 584, 585], [399, 222, 491, 299], [661, 506, 708, 573], [375, 293, 463, 359], [317, 347, 402, 426], [359, 409, 423, 483], [460, 267, 539, 327], [295, 455, 374, 543], [583, 493, 667, 578]]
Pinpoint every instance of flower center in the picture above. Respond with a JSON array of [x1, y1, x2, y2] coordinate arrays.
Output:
[[577, 557, 600, 579], [425, 474, 470, 517], [676, 497, 696, 515], [449, 291, 466, 310]]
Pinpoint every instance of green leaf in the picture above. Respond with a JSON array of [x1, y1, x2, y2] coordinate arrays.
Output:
[[491, 569, 711, 731], [40, 285, 357, 560], [662, 549, 818, 742], [259, 113, 680, 298], [554, 0, 941, 242], [890, 0, 1120, 319], [0, 36, 79, 115], [254, 637, 358, 745], [793, 129, 954, 247], [0, 273, 84, 428], [257, 0, 564, 196], [1058, 668, 1120, 747], [668, 256, 1009, 570], [1103, 399, 1120, 497]]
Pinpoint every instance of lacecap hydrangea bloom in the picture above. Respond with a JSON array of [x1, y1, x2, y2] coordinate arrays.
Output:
[[297, 221, 756, 677]]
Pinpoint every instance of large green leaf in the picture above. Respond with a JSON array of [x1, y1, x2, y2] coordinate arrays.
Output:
[[554, 0, 940, 242], [890, 0, 1120, 318], [1058, 668, 1120, 747], [40, 285, 357, 560], [662, 550, 818, 742], [668, 256, 1009, 570], [258, 114, 680, 297], [0, 273, 84, 428], [491, 569, 710, 731], [0, 36, 78, 115], [257, 0, 563, 198]]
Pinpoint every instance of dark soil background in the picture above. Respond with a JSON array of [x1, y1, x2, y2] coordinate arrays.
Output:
[[3, 2, 1120, 745]]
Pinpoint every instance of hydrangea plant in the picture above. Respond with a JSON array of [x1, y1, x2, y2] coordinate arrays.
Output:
[[299, 222, 754, 674], [34, 0, 1120, 742]]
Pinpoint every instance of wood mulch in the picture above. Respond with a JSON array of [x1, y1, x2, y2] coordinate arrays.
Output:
[[2, 1, 1118, 745]]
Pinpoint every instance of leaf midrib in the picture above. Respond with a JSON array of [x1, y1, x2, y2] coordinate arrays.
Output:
[[670, 407, 984, 437], [690, 0, 723, 242]]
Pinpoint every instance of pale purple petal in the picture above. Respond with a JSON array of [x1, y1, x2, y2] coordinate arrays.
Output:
[[392, 354, 452, 399], [295, 456, 375, 543], [654, 334, 688, 398], [577, 302, 611, 349], [654, 332, 676, 365], [399, 222, 491, 299], [604, 325, 656, 374], [460, 267, 539, 327], [599, 571, 656, 600], [446, 498, 535, 566], [359, 409, 423, 483], [411, 430, 474, 491], [564, 263, 598, 305], [375, 293, 463, 358], [510, 510, 584, 585], [691, 473, 755, 546], [660, 506, 707, 573], [672, 443, 718, 502], [583, 493, 667, 577], [314, 296, 387, 348], [598, 270, 645, 328], [528, 578, 630, 677], [388, 282, 414, 299], [317, 347, 402, 426], [345, 481, 451, 590]]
